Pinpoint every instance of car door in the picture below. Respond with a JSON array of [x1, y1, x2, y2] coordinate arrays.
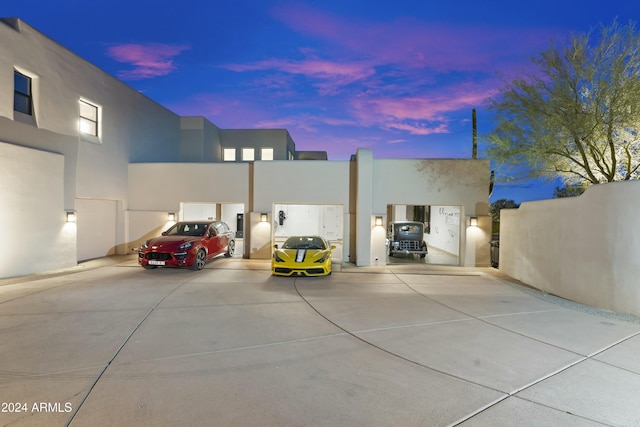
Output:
[[206, 224, 223, 258], [217, 222, 230, 253]]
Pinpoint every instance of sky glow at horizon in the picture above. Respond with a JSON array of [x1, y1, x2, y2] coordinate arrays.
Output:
[[4, 0, 640, 203]]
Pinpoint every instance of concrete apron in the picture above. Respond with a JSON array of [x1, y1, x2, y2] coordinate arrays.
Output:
[[1, 255, 639, 426]]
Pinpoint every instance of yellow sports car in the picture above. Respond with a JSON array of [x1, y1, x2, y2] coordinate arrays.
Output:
[[272, 236, 335, 276]]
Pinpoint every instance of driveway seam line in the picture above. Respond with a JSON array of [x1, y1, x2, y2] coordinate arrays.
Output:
[[292, 278, 506, 396], [392, 273, 640, 425], [64, 275, 195, 426]]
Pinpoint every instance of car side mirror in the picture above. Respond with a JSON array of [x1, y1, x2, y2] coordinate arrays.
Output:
[[330, 245, 336, 250], [161, 231, 167, 236], [273, 244, 278, 249]]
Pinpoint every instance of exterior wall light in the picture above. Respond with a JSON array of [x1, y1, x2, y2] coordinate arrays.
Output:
[[469, 216, 478, 227], [261, 213, 268, 223], [66, 211, 77, 223], [168, 212, 176, 222], [375, 216, 383, 227]]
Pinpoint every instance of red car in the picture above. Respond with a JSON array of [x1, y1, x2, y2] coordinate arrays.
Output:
[[138, 221, 235, 270]]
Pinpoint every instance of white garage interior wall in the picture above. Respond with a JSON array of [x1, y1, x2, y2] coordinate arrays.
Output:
[[0, 142, 76, 277], [76, 198, 118, 261], [181, 203, 217, 221], [273, 204, 343, 260], [181, 202, 244, 234], [221, 203, 244, 236], [427, 206, 461, 256]]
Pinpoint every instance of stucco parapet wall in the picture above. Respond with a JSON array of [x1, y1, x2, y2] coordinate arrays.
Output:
[[127, 163, 250, 212], [372, 158, 490, 213], [499, 181, 640, 317]]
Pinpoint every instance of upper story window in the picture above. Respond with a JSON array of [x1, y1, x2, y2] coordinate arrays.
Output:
[[79, 100, 99, 136], [261, 148, 274, 161], [223, 148, 236, 161], [14, 71, 33, 115], [242, 148, 255, 161]]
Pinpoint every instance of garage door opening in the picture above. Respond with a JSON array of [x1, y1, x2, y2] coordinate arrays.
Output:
[[387, 204, 459, 266], [180, 202, 245, 257], [273, 204, 343, 261]]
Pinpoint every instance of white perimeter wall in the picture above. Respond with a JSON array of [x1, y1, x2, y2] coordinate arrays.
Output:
[[500, 181, 640, 316], [0, 142, 76, 277]]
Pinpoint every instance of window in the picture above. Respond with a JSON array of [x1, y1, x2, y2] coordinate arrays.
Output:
[[79, 100, 99, 136], [14, 71, 33, 115], [223, 148, 236, 161], [261, 148, 274, 161], [242, 148, 255, 161]]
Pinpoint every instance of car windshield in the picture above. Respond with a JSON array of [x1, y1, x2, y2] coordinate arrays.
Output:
[[165, 223, 207, 237], [399, 224, 422, 234], [282, 237, 325, 250]]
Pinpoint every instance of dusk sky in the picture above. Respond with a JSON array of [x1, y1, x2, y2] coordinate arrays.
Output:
[[5, 1, 640, 203]]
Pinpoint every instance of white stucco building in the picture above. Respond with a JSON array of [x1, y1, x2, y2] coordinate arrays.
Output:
[[0, 18, 492, 278]]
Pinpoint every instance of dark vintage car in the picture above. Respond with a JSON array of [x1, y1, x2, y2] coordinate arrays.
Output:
[[138, 221, 235, 270], [387, 221, 428, 257]]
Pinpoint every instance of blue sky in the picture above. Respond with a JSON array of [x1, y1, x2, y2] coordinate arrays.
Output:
[[5, 0, 640, 203]]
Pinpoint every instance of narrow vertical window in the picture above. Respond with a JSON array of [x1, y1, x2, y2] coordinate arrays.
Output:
[[242, 148, 255, 161], [261, 148, 274, 161], [223, 148, 236, 161], [79, 100, 99, 136], [14, 71, 33, 115]]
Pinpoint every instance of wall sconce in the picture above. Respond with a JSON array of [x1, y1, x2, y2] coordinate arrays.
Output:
[[375, 216, 383, 227], [66, 211, 77, 223], [469, 216, 478, 227], [261, 213, 268, 223], [168, 212, 176, 222]]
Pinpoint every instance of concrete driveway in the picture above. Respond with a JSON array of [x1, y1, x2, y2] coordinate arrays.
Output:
[[1, 256, 639, 427]]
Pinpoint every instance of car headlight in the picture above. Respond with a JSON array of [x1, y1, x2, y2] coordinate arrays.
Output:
[[315, 253, 329, 263], [273, 252, 285, 263], [140, 241, 149, 249], [177, 241, 193, 251]]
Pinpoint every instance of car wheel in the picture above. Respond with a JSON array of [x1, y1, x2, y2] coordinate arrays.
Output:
[[193, 249, 206, 270], [224, 239, 235, 258], [420, 243, 427, 258]]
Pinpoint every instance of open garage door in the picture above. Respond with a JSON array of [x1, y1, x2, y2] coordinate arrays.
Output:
[[387, 204, 460, 266], [180, 202, 245, 256], [273, 204, 343, 260]]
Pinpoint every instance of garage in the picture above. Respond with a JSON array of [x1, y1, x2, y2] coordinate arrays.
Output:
[[273, 204, 343, 261], [180, 202, 245, 256], [386, 204, 460, 266]]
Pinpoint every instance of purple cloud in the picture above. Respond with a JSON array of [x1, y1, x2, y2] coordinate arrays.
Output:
[[224, 58, 376, 95], [106, 43, 190, 80], [349, 82, 498, 134]]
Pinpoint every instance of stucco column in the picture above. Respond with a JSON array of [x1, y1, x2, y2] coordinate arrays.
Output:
[[355, 148, 373, 266]]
